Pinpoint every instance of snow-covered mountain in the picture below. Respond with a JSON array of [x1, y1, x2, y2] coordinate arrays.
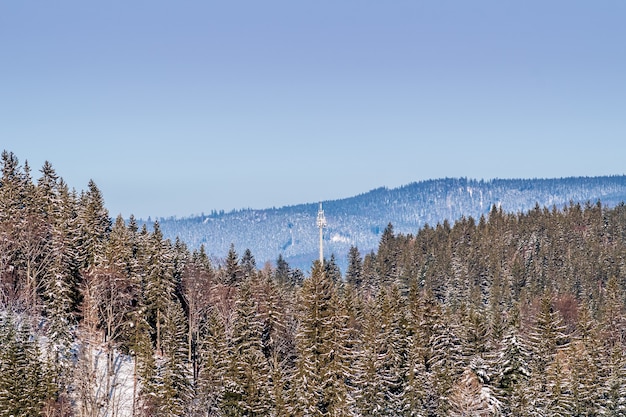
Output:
[[145, 176, 626, 272]]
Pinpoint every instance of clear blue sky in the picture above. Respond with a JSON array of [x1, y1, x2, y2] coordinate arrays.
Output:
[[2, 1, 625, 219]]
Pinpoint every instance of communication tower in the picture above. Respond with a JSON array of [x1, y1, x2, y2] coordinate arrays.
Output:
[[316, 203, 326, 266]]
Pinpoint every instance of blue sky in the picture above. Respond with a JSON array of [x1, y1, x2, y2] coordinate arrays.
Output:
[[2, 1, 625, 219]]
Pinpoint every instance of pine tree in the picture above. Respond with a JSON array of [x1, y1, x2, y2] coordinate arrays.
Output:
[[373, 285, 409, 415], [345, 246, 363, 288], [181, 245, 214, 380], [324, 254, 342, 285], [599, 276, 626, 416], [274, 254, 291, 286], [566, 302, 604, 416], [195, 308, 228, 416], [16, 160, 54, 312], [222, 243, 242, 286], [0, 313, 54, 417], [221, 280, 273, 416], [428, 308, 464, 416], [353, 298, 382, 416], [293, 261, 354, 417], [145, 221, 176, 355], [525, 295, 570, 414], [377, 223, 399, 288], [77, 179, 111, 270], [43, 181, 80, 414], [154, 300, 192, 417], [361, 251, 379, 297], [240, 248, 257, 280], [449, 358, 501, 417], [495, 327, 531, 416]]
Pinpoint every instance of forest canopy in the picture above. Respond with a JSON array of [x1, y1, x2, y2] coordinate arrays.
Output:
[[1, 150, 626, 416]]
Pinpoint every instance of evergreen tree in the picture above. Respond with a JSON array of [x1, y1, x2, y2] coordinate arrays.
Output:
[[274, 254, 291, 286], [43, 181, 80, 413], [428, 308, 464, 416], [195, 309, 228, 416], [78, 179, 111, 270], [145, 221, 176, 355], [361, 251, 379, 297], [294, 261, 354, 417], [374, 285, 409, 415], [525, 295, 570, 414], [154, 300, 192, 417], [222, 280, 273, 416], [223, 243, 242, 286], [324, 253, 342, 285], [240, 248, 257, 280], [353, 298, 382, 416], [0, 314, 54, 417], [377, 223, 399, 287], [566, 302, 604, 416], [345, 246, 363, 288], [599, 276, 626, 415], [449, 358, 501, 417], [495, 327, 531, 415], [181, 245, 214, 380]]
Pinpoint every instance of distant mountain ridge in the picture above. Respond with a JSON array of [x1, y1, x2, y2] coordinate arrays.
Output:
[[146, 176, 626, 272]]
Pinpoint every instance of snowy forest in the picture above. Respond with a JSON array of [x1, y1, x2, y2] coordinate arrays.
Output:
[[149, 175, 626, 273], [3, 149, 626, 417]]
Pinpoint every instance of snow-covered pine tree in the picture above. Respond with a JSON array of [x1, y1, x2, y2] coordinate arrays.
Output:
[[154, 299, 192, 417], [565, 302, 604, 415], [449, 358, 501, 417], [77, 179, 111, 270], [222, 243, 242, 286], [221, 279, 273, 416], [599, 276, 626, 415], [427, 307, 465, 416], [353, 297, 382, 416], [44, 180, 80, 413], [240, 248, 257, 281], [144, 221, 177, 355], [293, 261, 354, 417], [0, 313, 54, 417], [345, 246, 363, 288], [372, 285, 409, 416], [181, 245, 214, 380], [194, 308, 228, 416], [495, 327, 531, 415], [324, 254, 342, 285], [254, 272, 295, 416], [524, 295, 570, 415]]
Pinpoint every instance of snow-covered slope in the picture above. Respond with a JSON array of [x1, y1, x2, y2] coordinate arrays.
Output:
[[145, 176, 626, 272]]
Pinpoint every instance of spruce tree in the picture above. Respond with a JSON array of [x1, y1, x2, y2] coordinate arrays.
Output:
[[345, 246, 363, 288], [222, 280, 273, 416], [525, 295, 570, 414], [373, 285, 409, 415], [294, 261, 354, 417], [495, 327, 531, 415], [0, 313, 54, 417], [274, 254, 291, 286], [155, 300, 192, 417], [222, 243, 242, 286], [195, 308, 228, 416], [78, 179, 111, 270], [145, 221, 176, 355]]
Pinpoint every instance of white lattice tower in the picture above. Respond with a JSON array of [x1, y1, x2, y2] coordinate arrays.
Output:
[[316, 203, 326, 266]]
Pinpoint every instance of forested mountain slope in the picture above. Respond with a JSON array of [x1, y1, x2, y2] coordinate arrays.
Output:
[[148, 176, 626, 271], [3, 150, 626, 416]]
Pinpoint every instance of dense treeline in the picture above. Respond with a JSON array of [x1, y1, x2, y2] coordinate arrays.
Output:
[[150, 175, 626, 272], [2, 150, 626, 416]]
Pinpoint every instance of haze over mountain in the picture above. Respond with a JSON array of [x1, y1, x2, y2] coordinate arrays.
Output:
[[144, 176, 626, 272]]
